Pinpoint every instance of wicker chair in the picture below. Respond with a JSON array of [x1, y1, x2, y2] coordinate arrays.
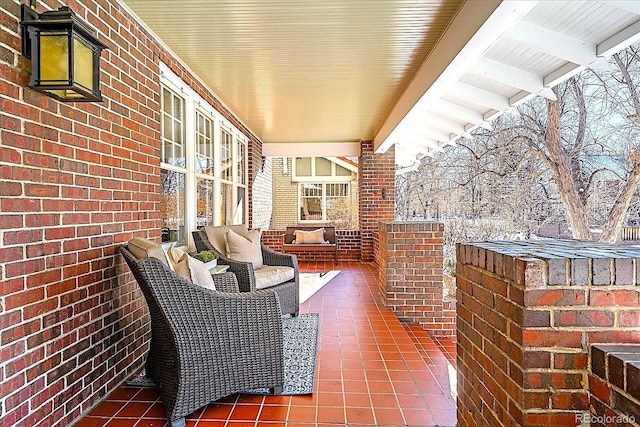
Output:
[[120, 246, 284, 427], [193, 225, 299, 317]]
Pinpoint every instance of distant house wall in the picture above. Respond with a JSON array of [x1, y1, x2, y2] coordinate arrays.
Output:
[[272, 157, 299, 229], [270, 156, 358, 230], [252, 157, 273, 230]]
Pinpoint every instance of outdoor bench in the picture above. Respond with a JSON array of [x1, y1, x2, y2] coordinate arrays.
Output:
[[282, 226, 338, 263]]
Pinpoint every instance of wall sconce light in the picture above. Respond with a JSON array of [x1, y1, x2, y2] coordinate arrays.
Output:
[[21, 4, 108, 102]]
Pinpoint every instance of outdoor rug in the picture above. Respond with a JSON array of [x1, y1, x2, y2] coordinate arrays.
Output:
[[126, 313, 319, 396], [299, 270, 341, 304], [243, 312, 319, 395]]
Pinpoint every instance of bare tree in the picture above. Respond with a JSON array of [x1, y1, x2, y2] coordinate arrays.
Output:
[[397, 42, 640, 244]]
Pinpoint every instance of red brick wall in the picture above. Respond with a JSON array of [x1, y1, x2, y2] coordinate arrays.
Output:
[[0, 1, 261, 426], [359, 140, 394, 262], [376, 221, 455, 337], [261, 229, 361, 261], [589, 345, 640, 426], [456, 240, 640, 427]]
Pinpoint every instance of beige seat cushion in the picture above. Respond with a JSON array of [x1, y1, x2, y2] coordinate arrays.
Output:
[[254, 266, 295, 290], [128, 237, 172, 268], [203, 225, 249, 254], [294, 228, 325, 244], [225, 229, 263, 269]]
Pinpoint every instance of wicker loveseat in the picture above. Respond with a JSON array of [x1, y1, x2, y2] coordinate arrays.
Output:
[[120, 240, 284, 427], [193, 225, 300, 317]]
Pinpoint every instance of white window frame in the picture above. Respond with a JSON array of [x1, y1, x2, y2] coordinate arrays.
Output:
[[292, 157, 356, 183], [160, 63, 249, 247], [298, 182, 351, 223]]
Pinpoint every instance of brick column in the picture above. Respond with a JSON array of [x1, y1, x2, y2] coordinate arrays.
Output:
[[456, 240, 640, 427], [377, 221, 455, 337], [359, 140, 394, 262]]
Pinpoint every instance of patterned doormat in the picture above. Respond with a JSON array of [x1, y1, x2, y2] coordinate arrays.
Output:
[[243, 312, 319, 395], [126, 313, 319, 395]]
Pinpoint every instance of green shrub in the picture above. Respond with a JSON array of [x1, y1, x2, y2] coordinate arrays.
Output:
[[193, 250, 218, 263]]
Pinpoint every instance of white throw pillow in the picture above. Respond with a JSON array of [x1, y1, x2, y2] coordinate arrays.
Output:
[[294, 228, 325, 244], [165, 243, 216, 291], [187, 256, 216, 291], [225, 229, 263, 269]]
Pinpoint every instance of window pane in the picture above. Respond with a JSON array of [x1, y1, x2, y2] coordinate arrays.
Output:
[[161, 86, 185, 167], [234, 187, 246, 224], [160, 169, 186, 244], [296, 157, 311, 176], [336, 164, 351, 176], [196, 177, 214, 228], [221, 130, 233, 181], [326, 183, 352, 223], [315, 157, 331, 176], [300, 183, 323, 221], [196, 111, 214, 174], [237, 140, 246, 185], [221, 182, 233, 225]]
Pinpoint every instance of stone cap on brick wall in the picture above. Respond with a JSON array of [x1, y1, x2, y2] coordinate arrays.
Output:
[[458, 239, 640, 287], [461, 239, 640, 259], [378, 221, 444, 232]]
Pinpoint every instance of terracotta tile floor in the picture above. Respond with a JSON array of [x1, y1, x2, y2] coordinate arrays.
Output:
[[77, 260, 457, 427]]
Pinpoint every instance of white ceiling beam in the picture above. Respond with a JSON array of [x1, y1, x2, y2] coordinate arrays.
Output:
[[597, 20, 640, 57], [419, 114, 466, 135], [394, 130, 441, 149], [543, 62, 586, 88], [473, 58, 557, 100], [374, 0, 539, 153], [448, 82, 511, 111], [417, 127, 451, 143], [509, 90, 537, 106], [506, 21, 597, 65], [435, 100, 486, 125], [262, 141, 360, 157]]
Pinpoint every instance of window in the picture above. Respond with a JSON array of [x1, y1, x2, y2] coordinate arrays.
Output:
[[160, 64, 249, 244], [292, 156, 355, 181], [291, 157, 356, 224], [326, 183, 349, 221], [221, 129, 233, 181], [160, 86, 186, 244], [195, 109, 214, 227], [161, 170, 186, 243], [300, 184, 323, 221], [299, 183, 350, 222], [161, 86, 185, 167]]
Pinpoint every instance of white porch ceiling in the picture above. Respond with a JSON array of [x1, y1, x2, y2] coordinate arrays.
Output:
[[118, 0, 640, 163]]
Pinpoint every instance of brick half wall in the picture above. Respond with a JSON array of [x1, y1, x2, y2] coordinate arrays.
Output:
[[376, 221, 455, 337], [262, 229, 362, 261]]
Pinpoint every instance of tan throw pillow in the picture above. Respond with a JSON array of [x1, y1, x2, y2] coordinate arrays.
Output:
[[168, 251, 216, 291], [128, 237, 172, 269], [294, 228, 325, 244], [166, 243, 186, 270], [225, 229, 263, 269]]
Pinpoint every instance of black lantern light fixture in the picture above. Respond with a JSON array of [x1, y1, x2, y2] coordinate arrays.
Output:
[[21, 3, 108, 102]]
